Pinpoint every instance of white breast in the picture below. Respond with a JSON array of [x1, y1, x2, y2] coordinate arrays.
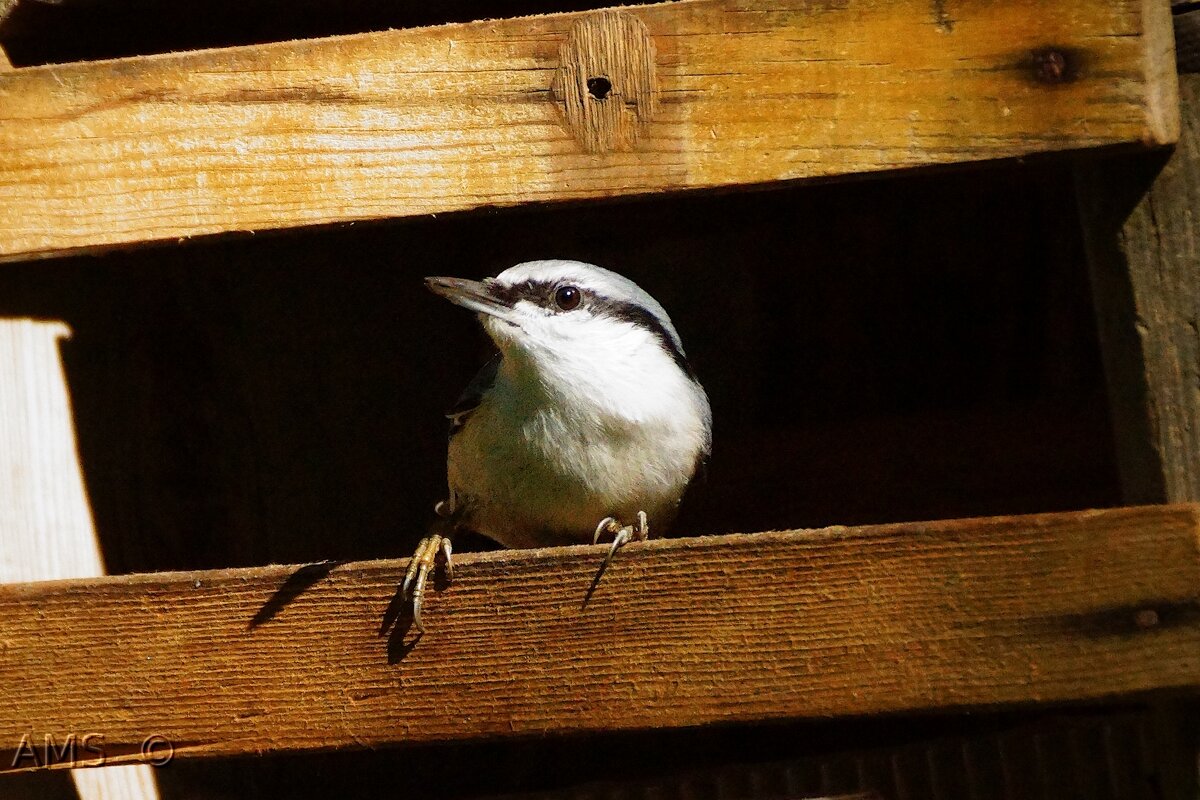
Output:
[[446, 336, 710, 549]]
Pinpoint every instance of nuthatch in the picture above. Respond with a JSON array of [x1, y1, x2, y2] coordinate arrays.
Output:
[[404, 260, 712, 629]]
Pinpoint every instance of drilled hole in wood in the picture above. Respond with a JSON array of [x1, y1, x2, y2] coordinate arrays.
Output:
[[1135, 609, 1160, 628], [586, 76, 612, 100], [1031, 47, 1078, 84]]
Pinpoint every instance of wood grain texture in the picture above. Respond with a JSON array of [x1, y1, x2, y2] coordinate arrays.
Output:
[[1077, 74, 1200, 505], [0, 320, 105, 583], [1, 505, 1199, 771], [1075, 72, 1200, 800], [0, 0, 1182, 260]]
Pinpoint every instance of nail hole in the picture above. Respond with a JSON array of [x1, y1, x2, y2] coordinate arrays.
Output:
[[586, 76, 612, 100], [1032, 47, 1077, 84], [1134, 609, 1160, 628]]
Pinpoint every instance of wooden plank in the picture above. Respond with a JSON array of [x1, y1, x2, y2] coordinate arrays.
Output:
[[0, 0, 1181, 261], [1075, 70, 1200, 800], [1077, 73, 1200, 505], [0, 320, 106, 582], [1, 504, 1199, 771], [0, 320, 161, 799]]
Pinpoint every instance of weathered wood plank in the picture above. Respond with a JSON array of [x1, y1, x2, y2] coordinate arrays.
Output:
[[0, 321, 106, 583], [0, 0, 1181, 261], [1075, 70, 1200, 800], [1, 505, 1198, 771], [1077, 74, 1200, 505]]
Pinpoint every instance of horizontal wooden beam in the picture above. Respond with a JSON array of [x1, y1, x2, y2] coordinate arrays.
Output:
[[0, 0, 1181, 261], [0, 504, 1198, 771]]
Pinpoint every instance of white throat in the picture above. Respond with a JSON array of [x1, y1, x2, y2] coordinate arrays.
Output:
[[491, 316, 699, 425]]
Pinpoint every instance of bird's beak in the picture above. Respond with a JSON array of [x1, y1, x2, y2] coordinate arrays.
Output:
[[425, 276, 514, 320]]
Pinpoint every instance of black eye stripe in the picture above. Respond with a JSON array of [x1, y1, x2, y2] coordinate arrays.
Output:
[[487, 279, 551, 307], [485, 277, 697, 380]]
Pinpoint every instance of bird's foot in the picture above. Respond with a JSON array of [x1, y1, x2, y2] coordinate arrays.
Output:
[[403, 534, 453, 633], [592, 510, 649, 580]]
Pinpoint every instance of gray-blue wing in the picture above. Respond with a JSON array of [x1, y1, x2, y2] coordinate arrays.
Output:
[[447, 354, 500, 438]]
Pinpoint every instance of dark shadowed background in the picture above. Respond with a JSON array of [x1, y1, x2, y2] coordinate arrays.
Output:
[[0, 166, 1117, 573]]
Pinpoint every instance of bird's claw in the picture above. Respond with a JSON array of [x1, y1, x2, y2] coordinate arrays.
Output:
[[403, 534, 453, 632], [593, 516, 620, 545], [592, 511, 649, 584]]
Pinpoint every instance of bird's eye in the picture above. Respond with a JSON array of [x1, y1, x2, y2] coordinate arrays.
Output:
[[554, 285, 582, 311]]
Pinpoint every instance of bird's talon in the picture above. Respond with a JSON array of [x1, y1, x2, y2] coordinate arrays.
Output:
[[593, 516, 619, 545], [404, 534, 451, 632], [634, 510, 650, 541], [602, 528, 632, 576], [590, 511, 650, 587], [440, 537, 454, 582]]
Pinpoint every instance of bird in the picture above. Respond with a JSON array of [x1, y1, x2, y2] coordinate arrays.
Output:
[[403, 259, 712, 630]]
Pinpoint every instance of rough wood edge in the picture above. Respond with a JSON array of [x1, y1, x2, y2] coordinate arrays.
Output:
[[1145, 0, 1183, 143]]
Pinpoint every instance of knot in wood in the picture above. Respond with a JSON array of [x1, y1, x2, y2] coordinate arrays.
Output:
[[551, 10, 658, 154]]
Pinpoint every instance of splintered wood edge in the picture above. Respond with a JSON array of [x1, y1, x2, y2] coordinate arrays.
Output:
[[0, 0, 1183, 261], [1, 504, 1199, 771]]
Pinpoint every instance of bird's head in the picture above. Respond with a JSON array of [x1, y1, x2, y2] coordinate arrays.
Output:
[[426, 260, 695, 381]]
